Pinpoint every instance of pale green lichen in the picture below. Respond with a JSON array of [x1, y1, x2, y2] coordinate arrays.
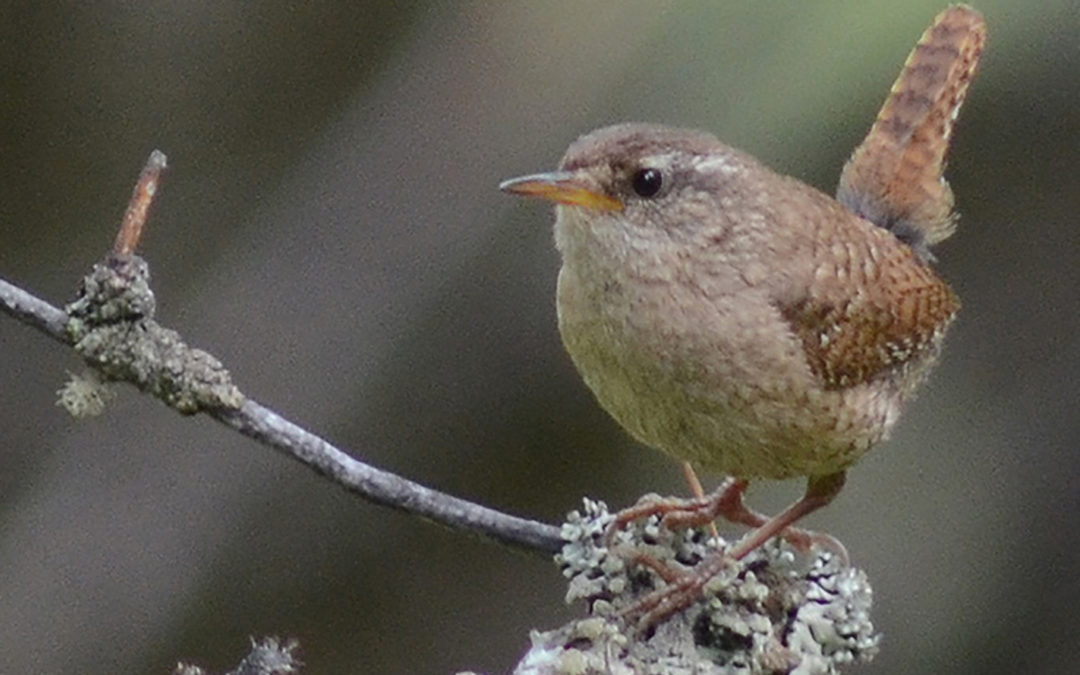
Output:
[[63, 254, 244, 415], [56, 369, 116, 418], [174, 636, 300, 675], [517, 498, 879, 675]]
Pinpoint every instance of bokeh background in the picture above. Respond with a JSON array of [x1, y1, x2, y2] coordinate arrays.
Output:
[[1, 2, 1077, 673]]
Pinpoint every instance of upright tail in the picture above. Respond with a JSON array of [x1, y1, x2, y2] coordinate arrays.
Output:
[[837, 5, 986, 258]]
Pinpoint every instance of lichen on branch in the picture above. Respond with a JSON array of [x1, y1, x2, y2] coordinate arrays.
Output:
[[64, 254, 244, 414], [508, 499, 879, 674]]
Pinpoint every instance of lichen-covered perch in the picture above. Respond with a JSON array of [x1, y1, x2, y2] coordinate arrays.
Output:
[[507, 499, 878, 675]]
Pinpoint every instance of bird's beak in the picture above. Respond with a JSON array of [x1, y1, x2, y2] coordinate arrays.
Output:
[[499, 171, 624, 212]]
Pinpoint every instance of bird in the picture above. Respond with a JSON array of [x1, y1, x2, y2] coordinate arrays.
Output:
[[500, 4, 985, 619]]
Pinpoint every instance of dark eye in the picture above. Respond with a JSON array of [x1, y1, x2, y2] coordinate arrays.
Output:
[[631, 168, 663, 198]]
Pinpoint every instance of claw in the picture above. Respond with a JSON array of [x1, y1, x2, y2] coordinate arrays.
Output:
[[620, 550, 735, 631]]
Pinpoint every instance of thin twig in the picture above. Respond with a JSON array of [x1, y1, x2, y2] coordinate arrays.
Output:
[[0, 277, 70, 343], [0, 276, 563, 556], [213, 401, 563, 554], [115, 150, 167, 255]]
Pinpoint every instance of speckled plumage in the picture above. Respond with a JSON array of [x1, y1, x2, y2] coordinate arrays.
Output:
[[552, 124, 958, 480]]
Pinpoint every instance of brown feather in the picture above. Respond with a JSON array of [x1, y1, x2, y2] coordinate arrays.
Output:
[[779, 226, 959, 390], [837, 5, 986, 252]]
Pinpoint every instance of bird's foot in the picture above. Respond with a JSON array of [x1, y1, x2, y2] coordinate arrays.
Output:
[[605, 476, 744, 544], [615, 537, 847, 633], [607, 472, 851, 566], [557, 497, 880, 668], [618, 549, 734, 631]]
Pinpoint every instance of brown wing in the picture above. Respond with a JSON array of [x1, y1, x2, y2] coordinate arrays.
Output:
[[778, 231, 959, 390]]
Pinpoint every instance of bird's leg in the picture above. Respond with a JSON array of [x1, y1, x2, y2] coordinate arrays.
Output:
[[621, 472, 849, 629], [680, 460, 708, 501], [680, 460, 720, 540], [610, 472, 848, 559], [661, 476, 757, 530], [727, 471, 849, 563], [604, 476, 747, 592], [672, 472, 848, 561], [607, 476, 747, 540], [621, 550, 734, 629]]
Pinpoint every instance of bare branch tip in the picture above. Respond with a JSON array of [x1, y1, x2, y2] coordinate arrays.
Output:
[[114, 149, 169, 256], [149, 148, 168, 169]]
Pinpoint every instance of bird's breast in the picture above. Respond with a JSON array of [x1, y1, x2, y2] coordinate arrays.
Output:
[[554, 250, 902, 480]]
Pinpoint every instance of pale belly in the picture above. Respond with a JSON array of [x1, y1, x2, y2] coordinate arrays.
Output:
[[556, 267, 904, 480]]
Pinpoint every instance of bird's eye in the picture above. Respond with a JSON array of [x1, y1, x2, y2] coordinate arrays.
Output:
[[631, 168, 663, 198]]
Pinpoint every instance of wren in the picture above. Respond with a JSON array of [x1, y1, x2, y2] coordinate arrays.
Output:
[[501, 5, 985, 617]]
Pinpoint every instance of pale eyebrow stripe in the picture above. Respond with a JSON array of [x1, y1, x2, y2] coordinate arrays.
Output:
[[638, 153, 678, 168], [693, 155, 738, 175]]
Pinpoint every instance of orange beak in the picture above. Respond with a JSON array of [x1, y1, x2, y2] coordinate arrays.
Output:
[[499, 171, 623, 212]]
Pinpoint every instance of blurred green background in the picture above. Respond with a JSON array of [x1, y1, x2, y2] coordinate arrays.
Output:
[[1, 2, 1077, 673]]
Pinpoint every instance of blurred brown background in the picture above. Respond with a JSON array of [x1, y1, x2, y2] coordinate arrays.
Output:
[[1, 2, 1077, 673]]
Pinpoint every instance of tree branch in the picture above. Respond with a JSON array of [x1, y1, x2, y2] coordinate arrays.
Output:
[[0, 275, 70, 343], [0, 151, 562, 558], [0, 272, 562, 555], [211, 400, 563, 553]]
